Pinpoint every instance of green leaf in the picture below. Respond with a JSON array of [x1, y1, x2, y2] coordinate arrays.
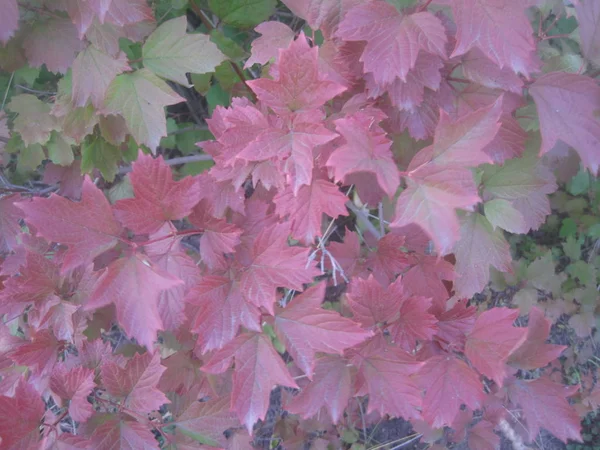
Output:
[[563, 236, 581, 261], [46, 131, 74, 166], [567, 168, 590, 196], [208, 0, 277, 28], [160, 118, 178, 149], [178, 159, 214, 176], [81, 137, 122, 182], [191, 72, 212, 95], [206, 82, 230, 114], [214, 62, 238, 90], [175, 126, 212, 154], [386, 0, 418, 10], [210, 29, 247, 61], [104, 69, 185, 150], [559, 217, 578, 238], [142, 16, 226, 85], [484, 198, 527, 234], [7, 94, 58, 146], [17, 143, 45, 172]]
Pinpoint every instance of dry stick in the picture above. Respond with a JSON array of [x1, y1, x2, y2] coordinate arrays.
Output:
[[346, 201, 382, 240]]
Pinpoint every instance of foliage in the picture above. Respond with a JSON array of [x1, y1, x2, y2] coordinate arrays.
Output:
[[0, 0, 599, 449]]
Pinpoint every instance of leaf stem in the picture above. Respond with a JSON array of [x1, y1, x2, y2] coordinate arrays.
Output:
[[134, 228, 204, 248], [345, 201, 382, 240]]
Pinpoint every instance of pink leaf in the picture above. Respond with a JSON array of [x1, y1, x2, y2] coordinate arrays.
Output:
[[245, 21, 295, 68], [50, 366, 95, 422], [0, 194, 23, 253], [0, 0, 19, 44], [465, 308, 526, 386], [0, 380, 46, 449], [274, 283, 372, 377], [576, 0, 600, 66], [16, 177, 123, 273]]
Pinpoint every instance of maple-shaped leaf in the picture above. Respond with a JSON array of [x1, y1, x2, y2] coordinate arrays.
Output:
[[273, 172, 348, 245], [72, 45, 130, 108], [348, 335, 422, 420], [16, 177, 123, 273], [238, 223, 321, 314], [142, 16, 225, 85], [508, 307, 566, 370], [389, 296, 438, 352], [464, 308, 526, 386], [453, 213, 512, 298], [237, 115, 339, 194], [187, 275, 261, 354], [0, 195, 22, 253], [468, 420, 500, 450], [172, 396, 240, 447], [22, 18, 86, 73], [274, 283, 371, 377], [403, 254, 453, 313], [450, 0, 538, 75], [201, 332, 299, 433], [366, 233, 411, 285], [89, 415, 159, 450], [7, 94, 58, 146], [507, 377, 582, 443], [247, 33, 346, 113], [113, 152, 202, 234], [529, 72, 600, 174], [102, 352, 169, 413], [461, 48, 524, 94], [286, 355, 351, 423], [0, 0, 18, 44], [390, 164, 480, 256], [0, 380, 45, 449], [337, 1, 447, 85], [327, 112, 399, 198], [189, 202, 242, 270], [85, 253, 183, 350], [433, 300, 477, 351], [50, 366, 95, 422], [103, 68, 185, 150], [576, 0, 600, 66], [244, 21, 295, 68], [281, 0, 360, 38], [347, 275, 404, 329], [419, 354, 485, 428], [104, 0, 154, 27]]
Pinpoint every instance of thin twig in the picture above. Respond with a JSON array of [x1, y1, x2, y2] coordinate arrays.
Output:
[[346, 201, 382, 240], [119, 154, 213, 175], [1, 72, 14, 110], [14, 85, 56, 96]]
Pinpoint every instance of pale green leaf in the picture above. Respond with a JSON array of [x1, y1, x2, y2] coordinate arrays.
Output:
[[47, 131, 74, 166], [143, 16, 225, 85], [103, 69, 184, 150], [7, 94, 58, 146], [17, 143, 45, 172], [484, 198, 527, 233]]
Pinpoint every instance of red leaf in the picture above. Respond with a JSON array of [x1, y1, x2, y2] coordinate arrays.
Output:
[[0, 195, 22, 253], [113, 152, 202, 234], [0, 380, 45, 450], [281, 0, 360, 38], [247, 33, 346, 114], [187, 275, 261, 353], [508, 307, 566, 370], [201, 332, 299, 433], [190, 203, 242, 270], [464, 308, 526, 386], [389, 296, 438, 352], [16, 177, 123, 273], [9, 329, 60, 377], [529, 72, 600, 174], [461, 49, 524, 94], [420, 355, 484, 427], [85, 253, 183, 350], [403, 255, 453, 314], [450, 0, 538, 75], [348, 335, 422, 420], [172, 396, 240, 447], [347, 275, 403, 329], [327, 111, 399, 198], [453, 213, 512, 299], [0, 0, 18, 44], [365, 233, 410, 285], [274, 283, 371, 377], [50, 366, 95, 422], [89, 416, 159, 450], [287, 355, 351, 423], [337, 1, 447, 85], [273, 173, 349, 245], [101, 351, 169, 413], [238, 223, 321, 315], [245, 21, 295, 68], [105, 0, 155, 27], [468, 420, 500, 450], [507, 377, 582, 443], [434, 300, 477, 351], [390, 164, 480, 256], [576, 0, 600, 66]]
